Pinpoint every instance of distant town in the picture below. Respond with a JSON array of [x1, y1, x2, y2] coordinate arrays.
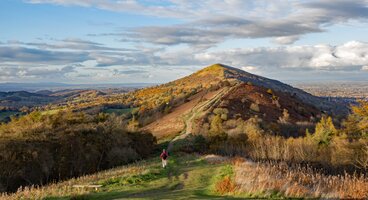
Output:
[[296, 82, 368, 104]]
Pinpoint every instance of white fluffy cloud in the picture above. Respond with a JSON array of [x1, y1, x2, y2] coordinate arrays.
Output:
[[1, 40, 368, 79], [193, 41, 368, 71]]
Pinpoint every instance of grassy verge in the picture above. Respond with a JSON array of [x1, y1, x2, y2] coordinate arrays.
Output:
[[6, 153, 239, 200]]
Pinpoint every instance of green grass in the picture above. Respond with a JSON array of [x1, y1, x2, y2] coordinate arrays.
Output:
[[103, 108, 138, 115], [8, 153, 291, 200], [40, 154, 247, 200]]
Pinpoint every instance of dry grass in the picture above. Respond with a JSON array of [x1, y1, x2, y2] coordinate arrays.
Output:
[[233, 158, 368, 199], [203, 154, 230, 164]]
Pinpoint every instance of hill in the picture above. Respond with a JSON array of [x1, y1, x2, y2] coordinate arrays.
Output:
[[31, 63, 345, 137], [1, 64, 366, 198], [141, 64, 345, 139]]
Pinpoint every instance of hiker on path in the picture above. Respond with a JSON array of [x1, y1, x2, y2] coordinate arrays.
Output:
[[160, 149, 169, 168]]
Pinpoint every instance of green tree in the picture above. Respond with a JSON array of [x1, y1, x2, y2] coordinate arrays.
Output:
[[313, 116, 337, 145]]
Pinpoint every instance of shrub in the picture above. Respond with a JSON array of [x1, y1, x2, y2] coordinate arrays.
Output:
[[250, 103, 260, 112], [215, 165, 236, 195], [267, 89, 273, 95], [215, 176, 236, 195], [213, 108, 229, 115], [210, 114, 224, 135], [278, 109, 290, 124]]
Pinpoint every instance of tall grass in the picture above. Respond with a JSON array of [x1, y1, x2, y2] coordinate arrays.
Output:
[[233, 158, 368, 199], [246, 134, 368, 170]]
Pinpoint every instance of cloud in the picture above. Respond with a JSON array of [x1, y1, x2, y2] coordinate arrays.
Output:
[[0, 39, 142, 67], [0, 46, 89, 64], [302, 0, 368, 22], [272, 35, 300, 45], [28, 0, 368, 47], [189, 41, 368, 71], [112, 69, 147, 75], [6, 38, 133, 52], [1, 38, 367, 82], [122, 0, 367, 48], [0, 65, 76, 80], [23, 1, 307, 20]]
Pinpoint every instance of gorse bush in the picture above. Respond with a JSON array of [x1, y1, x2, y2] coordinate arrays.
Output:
[[0, 110, 156, 193]]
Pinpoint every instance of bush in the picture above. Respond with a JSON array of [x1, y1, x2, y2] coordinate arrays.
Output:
[[215, 165, 236, 195], [215, 176, 236, 195], [267, 89, 273, 95], [210, 114, 224, 136], [250, 103, 260, 112]]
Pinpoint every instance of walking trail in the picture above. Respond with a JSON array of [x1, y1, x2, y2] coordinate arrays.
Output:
[[167, 87, 232, 152]]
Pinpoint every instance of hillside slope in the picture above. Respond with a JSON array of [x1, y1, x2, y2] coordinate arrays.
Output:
[[219, 64, 345, 114]]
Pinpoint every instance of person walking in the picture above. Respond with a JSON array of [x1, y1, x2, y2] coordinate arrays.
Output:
[[160, 149, 169, 168]]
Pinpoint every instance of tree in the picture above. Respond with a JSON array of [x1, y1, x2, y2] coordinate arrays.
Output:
[[343, 100, 368, 139], [210, 114, 224, 135], [313, 116, 337, 145]]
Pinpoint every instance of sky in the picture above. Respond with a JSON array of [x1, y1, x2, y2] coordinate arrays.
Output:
[[1, 0, 368, 84]]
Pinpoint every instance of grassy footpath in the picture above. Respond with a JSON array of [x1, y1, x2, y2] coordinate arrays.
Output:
[[9, 153, 243, 200]]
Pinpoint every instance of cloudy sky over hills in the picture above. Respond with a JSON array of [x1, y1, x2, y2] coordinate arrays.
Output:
[[1, 0, 368, 83]]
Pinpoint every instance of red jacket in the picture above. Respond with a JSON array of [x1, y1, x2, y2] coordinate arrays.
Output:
[[160, 152, 168, 160]]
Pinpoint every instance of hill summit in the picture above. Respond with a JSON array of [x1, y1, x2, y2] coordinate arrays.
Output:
[[177, 63, 342, 114]]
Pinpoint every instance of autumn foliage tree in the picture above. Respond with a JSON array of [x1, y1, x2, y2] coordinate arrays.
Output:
[[313, 116, 337, 145], [343, 100, 368, 139]]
